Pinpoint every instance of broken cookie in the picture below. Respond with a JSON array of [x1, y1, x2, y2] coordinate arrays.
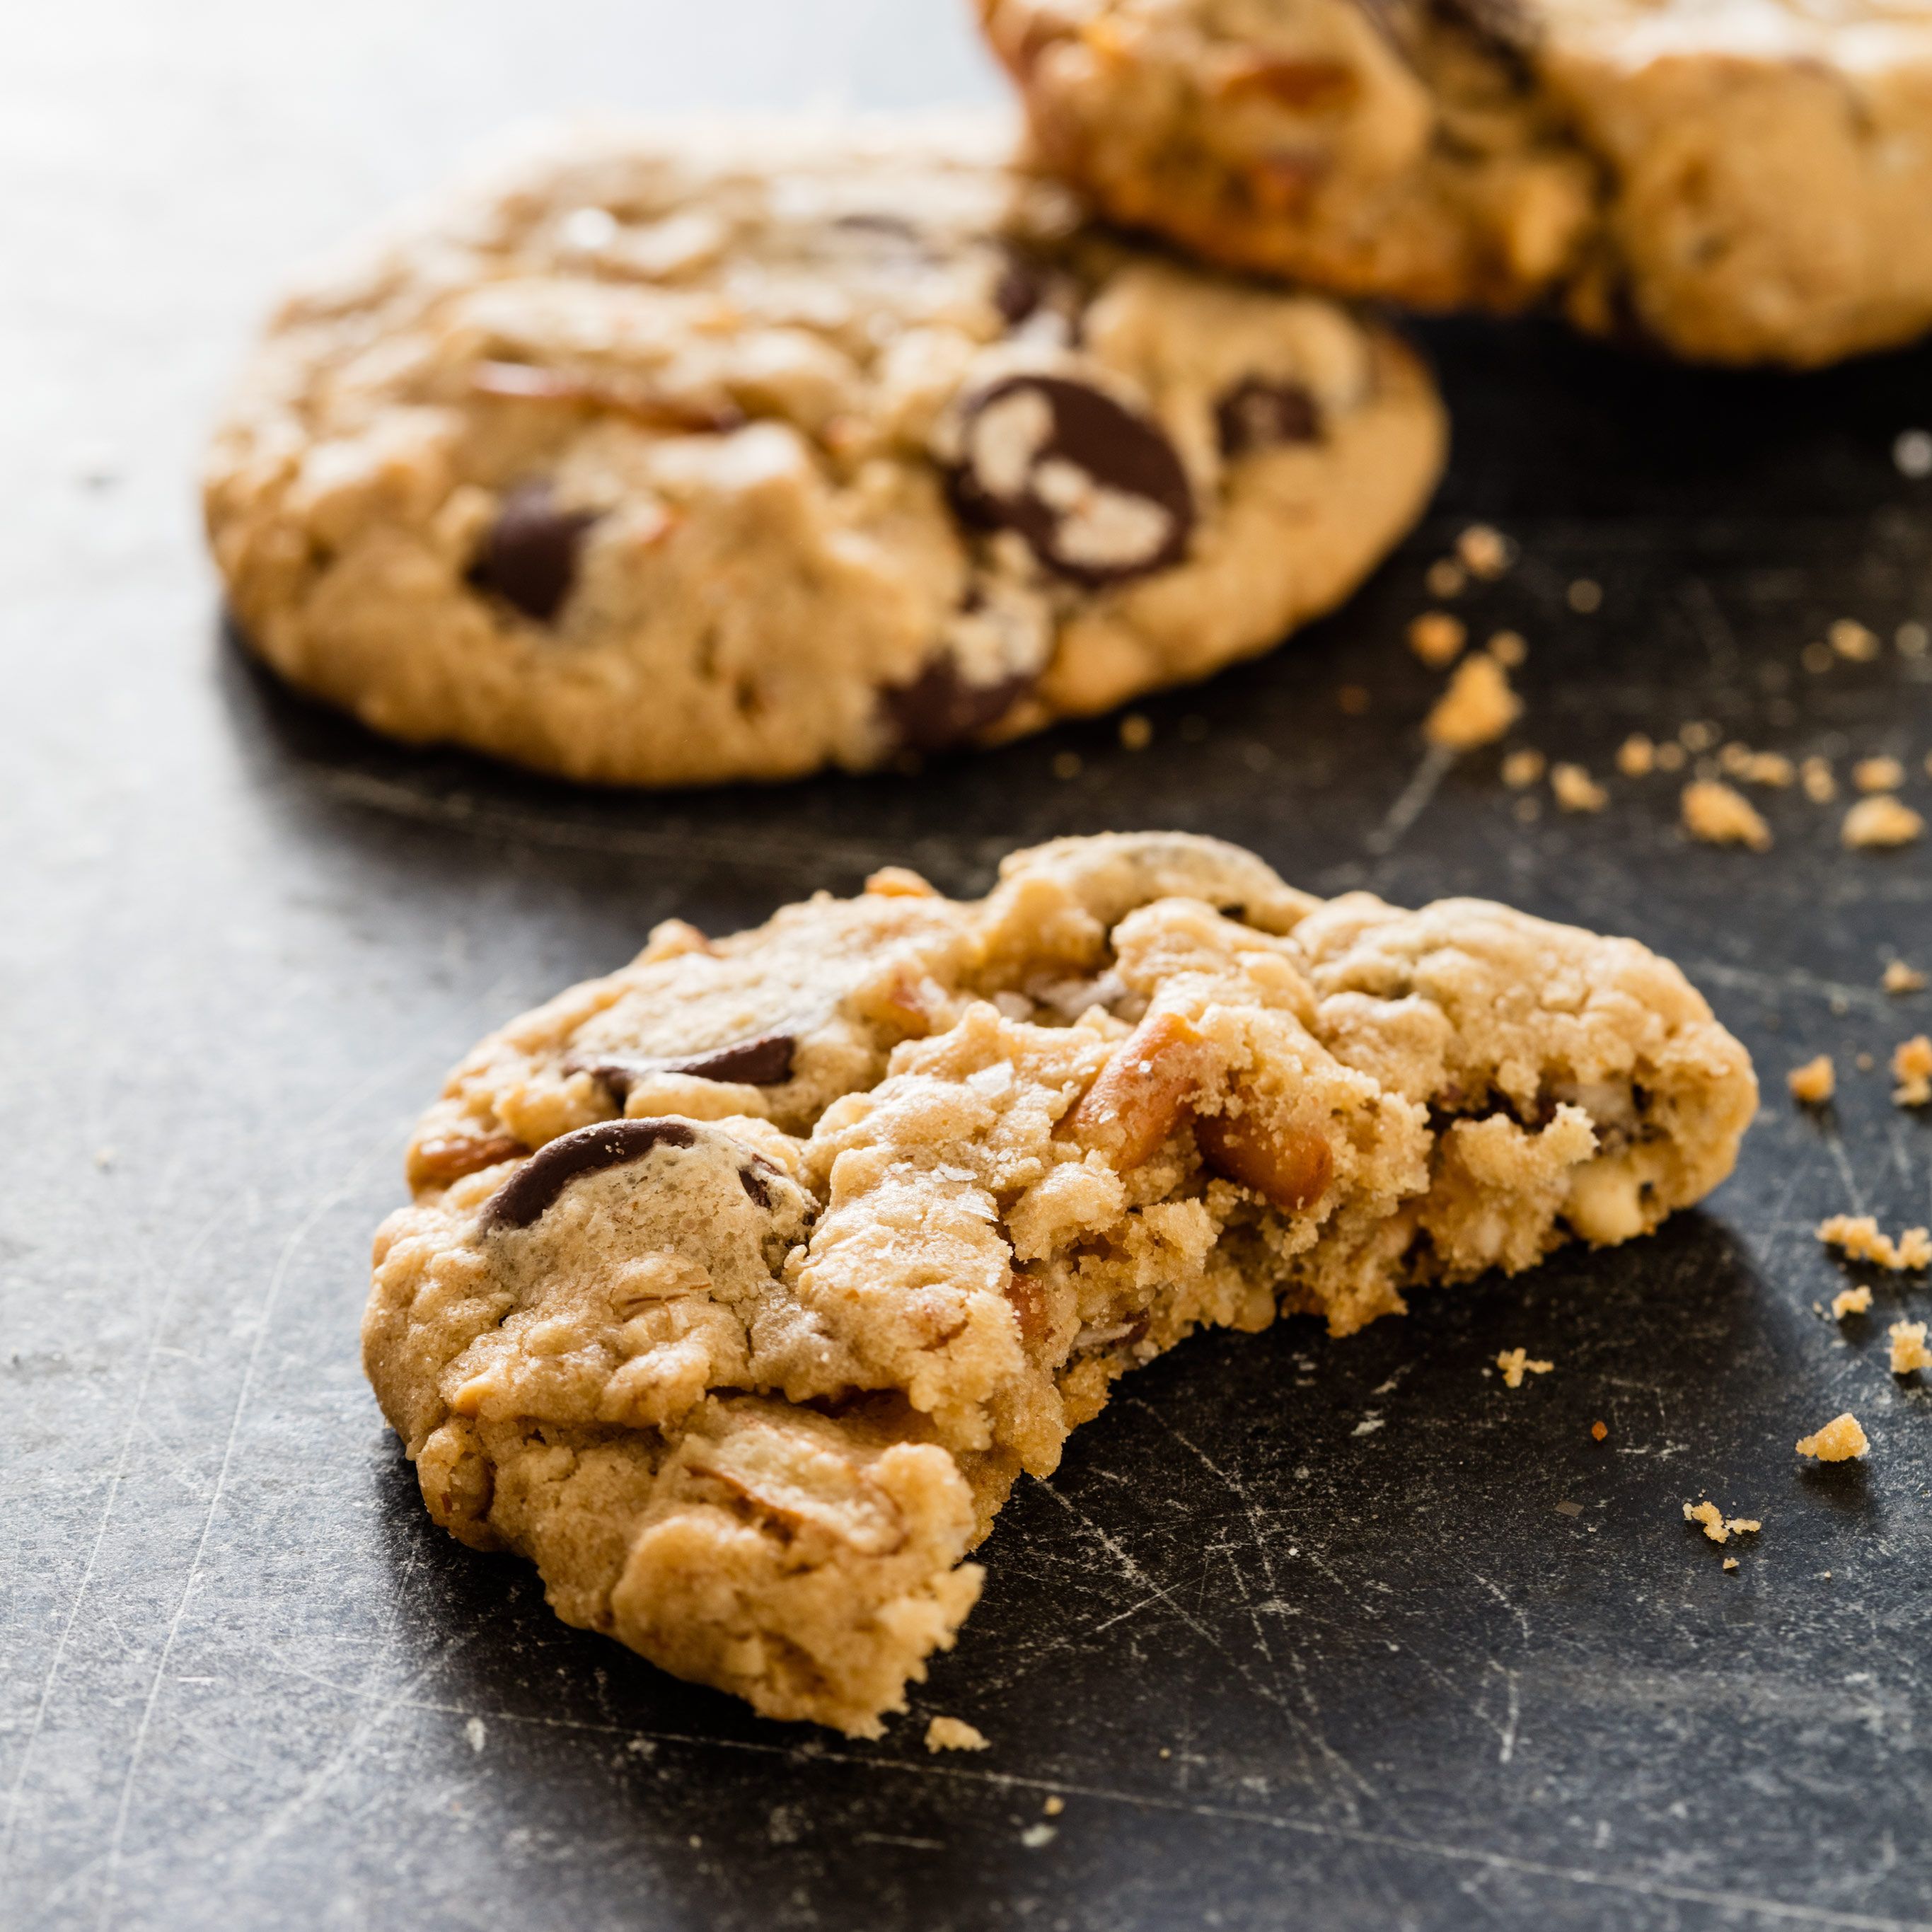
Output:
[[365, 833, 1757, 1735]]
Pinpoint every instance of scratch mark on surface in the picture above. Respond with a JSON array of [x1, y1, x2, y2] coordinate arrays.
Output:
[[300, 1692, 1926, 1931], [90, 1118, 400, 1932], [0, 1197, 229, 1881], [1366, 745, 1455, 858]]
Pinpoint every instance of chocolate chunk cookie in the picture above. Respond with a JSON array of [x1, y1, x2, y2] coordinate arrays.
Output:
[[204, 119, 1445, 785], [983, 0, 1932, 366], [365, 833, 1757, 1735]]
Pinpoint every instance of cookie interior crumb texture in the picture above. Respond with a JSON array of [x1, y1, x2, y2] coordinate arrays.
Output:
[[363, 833, 1757, 1735], [924, 1715, 990, 1752], [1795, 1412, 1869, 1462], [204, 117, 1446, 787], [982, 0, 1932, 366]]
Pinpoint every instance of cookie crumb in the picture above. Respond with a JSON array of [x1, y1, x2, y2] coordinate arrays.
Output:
[[1895, 428, 1932, 478], [1043, 1795, 1065, 1816], [1488, 629, 1528, 669], [1723, 1556, 1739, 1571], [865, 866, 937, 898], [1787, 1055, 1836, 1105], [1337, 685, 1370, 716], [1497, 1347, 1553, 1388], [1457, 524, 1512, 579], [1831, 1285, 1873, 1319], [1654, 739, 1687, 773], [1019, 1823, 1058, 1849], [1802, 641, 1835, 674], [1829, 618, 1881, 662], [1566, 578, 1602, 614], [1501, 748, 1546, 789], [1590, 1420, 1608, 1441], [1853, 755, 1906, 793], [1800, 756, 1837, 803], [1408, 611, 1467, 668], [1551, 763, 1608, 813], [925, 1716, 990, 1753], [1513, 794, 1541, 823], [1795, 1412, 1869, 1462], [1683, 1500, 1762, 1544], [1051, 751, 1082, 782], [1741, 751, 1794, 787], [1898, 620, 1930, 658], [1888, 1321, 1932, 1374], [1118, 712, 1152, 751], [1882, 961, 1927, 994], [1616, 733, 1655, 777], [1844, 796, 1924, 849], [1894, 1034, 1932, 1106], [1817, 1213, 1932, 1271], [1426, 557, 1468, 598], [1857, 1051, 1875, 1071], [1425, 654, 1521, 751], [1682, 780, 1771, 850]]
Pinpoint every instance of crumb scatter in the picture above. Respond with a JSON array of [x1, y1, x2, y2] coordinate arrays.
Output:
[[1682, 780, 1771, 851], [1408, 611, 1467, 667], [1551, 762, 1608, 813], [1795, 1413, 1869, 1462], [1425, 654, 1521, 751], [925, 1716, 990, 1753], [1817, 1214, 1932, 1271], [1787, 1055, 1834, 1106], [1831, 1285, 1873, 1319], [1497, 1348, 1553, 1389], [1892, 1035, 1932, 1106], [1844, 795, 1924, 849], [1888, 1321, 1932, 1374]]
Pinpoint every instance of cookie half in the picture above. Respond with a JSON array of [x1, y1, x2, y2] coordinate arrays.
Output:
[[984, 0, 1932, 366], [204, 117, 1445, 787], [366, 833, 1757, 1734]]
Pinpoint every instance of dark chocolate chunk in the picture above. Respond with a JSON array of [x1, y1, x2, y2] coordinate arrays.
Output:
[[994, 253, 1048, 328], [669, 1031, 797, 1085], [947, 374, 1194, 586], [480, 1118, 695, 1230], [566, 1029, 797, 1099], [882, 657, 1034, 754], [466, 481, 598, 623], [1215, 378, 1321, 458], [738, 1162, 775, 1210]]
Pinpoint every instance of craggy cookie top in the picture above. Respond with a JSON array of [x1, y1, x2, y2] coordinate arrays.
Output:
[[206, 120, 1442, 783], [366, 835, 1755, 1734], [984, 0, 1932, 364]]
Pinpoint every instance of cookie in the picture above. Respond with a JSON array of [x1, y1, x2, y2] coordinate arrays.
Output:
[[204, 120, 1445, 786], [365, 833, 1757, 1734], [983, 0, 1932, 366]]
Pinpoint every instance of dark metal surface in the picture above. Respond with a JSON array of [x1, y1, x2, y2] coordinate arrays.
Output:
[[6, 8, 1932, 1928]]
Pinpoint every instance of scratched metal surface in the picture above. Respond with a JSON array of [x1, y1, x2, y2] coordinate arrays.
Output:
[[6, 5, 1932, 1929]]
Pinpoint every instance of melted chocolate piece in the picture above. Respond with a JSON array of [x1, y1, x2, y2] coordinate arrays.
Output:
[[466, 482, 598, 623], [480, 1118, 695, 1230], [1215, 378, 1322, 458], [994, 254, 1048, 328], [883, 658, 1034, 755], [947, 374, 1194, 586], [567, 1030, 797, 1099]]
